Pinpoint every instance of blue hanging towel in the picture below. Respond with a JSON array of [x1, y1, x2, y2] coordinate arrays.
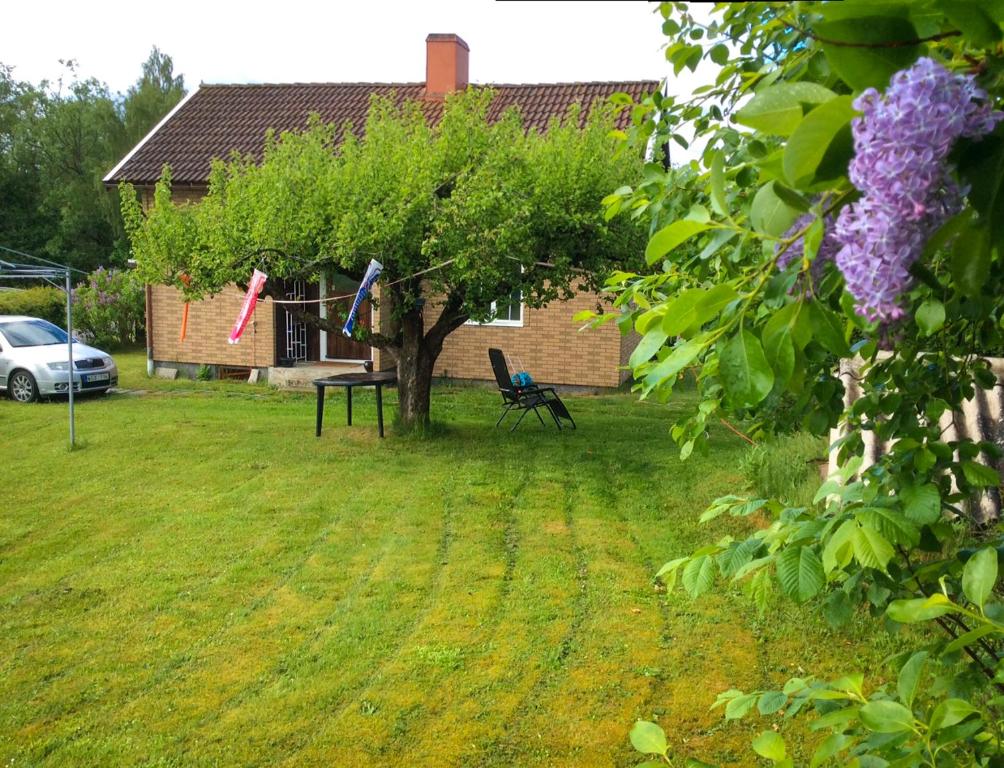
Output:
[[342, 259, 383, 337]]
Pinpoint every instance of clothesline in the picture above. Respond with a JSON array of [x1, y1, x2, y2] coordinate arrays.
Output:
[[266, 257, 458, 305], [264, 256, 566, 306]]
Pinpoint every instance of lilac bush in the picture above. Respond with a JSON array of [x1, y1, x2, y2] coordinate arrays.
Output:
[[73, 267, 145, 347], [834, 57, 1001, 321]]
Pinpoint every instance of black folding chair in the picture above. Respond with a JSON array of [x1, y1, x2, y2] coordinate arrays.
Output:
[[488, 348, 576, 432]]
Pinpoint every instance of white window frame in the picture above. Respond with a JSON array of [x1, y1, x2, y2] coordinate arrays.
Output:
[[467, 291, 524, 328]]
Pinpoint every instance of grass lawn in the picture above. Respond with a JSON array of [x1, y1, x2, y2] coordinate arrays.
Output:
[[1, 351, 903, 767]]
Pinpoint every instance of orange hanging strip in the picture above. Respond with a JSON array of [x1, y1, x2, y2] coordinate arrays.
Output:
[[179, 274, 191, 342]]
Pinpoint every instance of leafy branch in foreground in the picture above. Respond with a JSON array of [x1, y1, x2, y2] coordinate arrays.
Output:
[[603, 2, 1004, 765]]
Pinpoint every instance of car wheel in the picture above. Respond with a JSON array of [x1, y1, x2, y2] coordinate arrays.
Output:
[[8, 370, 39, 403]]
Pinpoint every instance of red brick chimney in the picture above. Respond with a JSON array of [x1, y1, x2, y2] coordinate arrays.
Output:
[[425, 33, 469, 97]]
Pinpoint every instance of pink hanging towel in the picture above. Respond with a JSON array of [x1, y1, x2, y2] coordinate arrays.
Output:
[[228, 269, 268, 344]]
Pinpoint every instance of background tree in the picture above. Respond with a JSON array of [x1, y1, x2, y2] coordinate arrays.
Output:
[[122, 89, 646, 427], [122, 47, 185, 147], [590, 2, 1004, 765], [0, 49, 185, 273]]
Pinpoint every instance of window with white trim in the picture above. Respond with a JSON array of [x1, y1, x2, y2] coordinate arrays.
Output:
[[469, 290, 523, 327]]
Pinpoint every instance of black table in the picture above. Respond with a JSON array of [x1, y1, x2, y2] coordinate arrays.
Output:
[[313, 371, 397, 438]]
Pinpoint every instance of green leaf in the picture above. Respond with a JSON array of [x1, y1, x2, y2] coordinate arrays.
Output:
[[725, 693, 758, 720], [897, 651, 928, 709], [751, 181, 802, 237], [682, 554, 717, 597], [719, 330, 775, 409], [944, 622, 998, 654], [697, 284, 740, 320], [642, 338, 705, 390], [718, 539, 760, 578], [901, 484, 941, 525], [710, 151, 728, 217], [763, 302, 811, 350], [735, 82, 837, 136], [776, 545, 825, 603], [662, 285, 738, 337], [823, 519, 856, 573], [887, 594, 957, 623], [961, 460, 1000, 488], [808, 302, 851, 357], [783, 96, 856, 188], [815, 17, 920, 91], [810, 734, 851, 768], [709, 43, 730, 66], [629, 330, 669, 369], [855, 507, 919, 547], [851, 525, 894, 571], [823, 589, 853, 628], [962, 547, 998, 610], [951, 225, 991, 298], [758, 690, 788, 715], [629, 720, 668, 755], [699, 228, 738, 261], [810, 706, 860, 731], [916, 299, 946, 336], [763, 325, 795, 385], [646, 220, 711, 264], [752, 730, 786, 761], [859, 700, 916, 734], [930, 699, 980, 731], [937, 0, 1002, 47]]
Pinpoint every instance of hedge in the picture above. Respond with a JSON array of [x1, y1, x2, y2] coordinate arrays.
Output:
[[0, 286, 66, 327]]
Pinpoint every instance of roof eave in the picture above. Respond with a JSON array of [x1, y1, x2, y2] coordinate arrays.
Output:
[[103, 87, 201, 185]]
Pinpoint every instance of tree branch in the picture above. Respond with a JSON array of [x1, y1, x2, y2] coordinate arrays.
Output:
[[789, 20, 961, 49], [425, 289, 469, 352]]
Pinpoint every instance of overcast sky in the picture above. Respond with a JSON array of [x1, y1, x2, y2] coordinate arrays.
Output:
[[2, 0, 712, 98]]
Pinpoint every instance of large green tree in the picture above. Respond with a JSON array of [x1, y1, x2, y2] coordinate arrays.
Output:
[[122, 89, 646, 427]]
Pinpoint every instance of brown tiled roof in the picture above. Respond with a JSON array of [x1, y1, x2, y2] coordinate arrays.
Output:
[[105, 80, 660, 186]]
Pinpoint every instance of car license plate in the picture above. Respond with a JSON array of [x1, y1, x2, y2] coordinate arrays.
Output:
[[84, 372, 109, 384]]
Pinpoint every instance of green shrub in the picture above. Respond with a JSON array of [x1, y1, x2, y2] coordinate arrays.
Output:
[[739, 432, 827, 508], [0, 286, 66, 326]]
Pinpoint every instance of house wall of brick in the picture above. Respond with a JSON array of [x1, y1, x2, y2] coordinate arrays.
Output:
[[424, 285, 634, 389], [151, 285, 276, 369]]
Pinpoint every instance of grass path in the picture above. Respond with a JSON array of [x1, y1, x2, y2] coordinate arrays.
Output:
[[0, 353, 904, 766]]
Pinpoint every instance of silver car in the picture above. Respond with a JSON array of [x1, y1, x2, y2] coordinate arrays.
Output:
[[0, 315, 118, 402]]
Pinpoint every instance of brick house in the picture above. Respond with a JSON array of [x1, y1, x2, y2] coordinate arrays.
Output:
[[105, 34, 655, 387]]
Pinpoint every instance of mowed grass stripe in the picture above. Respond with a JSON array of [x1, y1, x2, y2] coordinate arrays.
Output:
[[288, 463, 539, 766]]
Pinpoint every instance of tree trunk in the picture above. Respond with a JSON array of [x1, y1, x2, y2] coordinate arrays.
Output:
[[395, 306, 437, 429]]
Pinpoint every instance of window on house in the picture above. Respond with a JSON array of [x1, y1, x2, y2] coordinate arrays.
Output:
[[469, 289, 523, 327]]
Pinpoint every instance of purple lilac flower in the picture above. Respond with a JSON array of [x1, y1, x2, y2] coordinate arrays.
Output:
[[832, 57, 1001, 322]]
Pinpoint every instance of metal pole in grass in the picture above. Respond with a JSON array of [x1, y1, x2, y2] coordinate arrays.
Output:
[[65, 268, 75, 448]]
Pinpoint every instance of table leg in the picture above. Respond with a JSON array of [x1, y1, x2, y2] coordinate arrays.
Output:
[[346, 386, 353, 426], [376, 384, 384, 438], [315, 385, 324, 437]]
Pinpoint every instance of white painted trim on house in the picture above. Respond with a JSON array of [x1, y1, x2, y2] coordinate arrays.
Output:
[[465, 299, 524, 328], [318, 272, 374, 363], [102, 87, 201, 183]]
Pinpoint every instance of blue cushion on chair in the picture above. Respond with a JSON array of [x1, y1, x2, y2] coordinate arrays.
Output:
[[511, 371, 534, 387]]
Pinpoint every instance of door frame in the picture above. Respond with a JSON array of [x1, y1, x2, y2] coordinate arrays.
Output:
[[319, 272, 375, 364]]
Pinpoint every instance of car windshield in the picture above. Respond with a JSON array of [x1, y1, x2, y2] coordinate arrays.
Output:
[[0, 319, 69, 347]]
